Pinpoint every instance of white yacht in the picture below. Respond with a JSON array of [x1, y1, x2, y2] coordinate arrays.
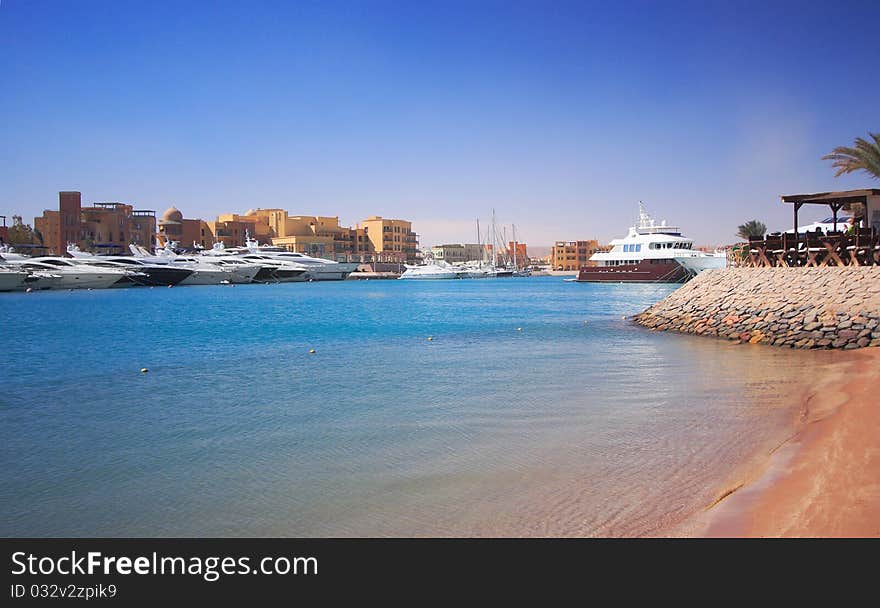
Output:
[[68, 245, 193, 286], [398, 263, 459, 280], [8, 258, 136, 289], [163, 257, 237, 285], [234, 236, 358, 281], [578, 203, 726, 283], [235, 253, 309, 282], [132, 243, 260, 284]]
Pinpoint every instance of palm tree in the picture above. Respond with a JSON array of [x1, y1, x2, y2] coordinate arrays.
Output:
[[736, 220, 766, 240], [822, 132, 880, 180]]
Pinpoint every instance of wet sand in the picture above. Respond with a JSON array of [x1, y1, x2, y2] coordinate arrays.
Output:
[[694, 348, 880, 537]]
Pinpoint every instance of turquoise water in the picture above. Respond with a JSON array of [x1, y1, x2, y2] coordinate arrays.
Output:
[[0, 277, 831, 536]]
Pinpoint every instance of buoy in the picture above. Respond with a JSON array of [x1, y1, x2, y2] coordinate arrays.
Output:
[[583, 320, 588, 325], [168, 284, 173, 288], [517, 327, 522, 332], [427, 336, 434, 341], [26, 287, 33, 293], [621, 316, 626, 320], [309, 349, 316, 354], [140, 368, 149, 373]]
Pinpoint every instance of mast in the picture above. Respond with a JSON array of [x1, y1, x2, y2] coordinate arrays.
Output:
[[512, 224, 517, 269], [490, 209, 497, 269], [477, 218, 486, 266]]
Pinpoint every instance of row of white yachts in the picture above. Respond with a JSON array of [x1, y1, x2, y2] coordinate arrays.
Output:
[[0, 241, 360, 292]]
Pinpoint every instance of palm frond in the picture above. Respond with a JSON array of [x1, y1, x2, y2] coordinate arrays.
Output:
[[822, 132, 880, 180]]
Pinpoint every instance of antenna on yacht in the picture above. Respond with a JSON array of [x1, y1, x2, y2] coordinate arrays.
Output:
[[638, 201, 652, 228]]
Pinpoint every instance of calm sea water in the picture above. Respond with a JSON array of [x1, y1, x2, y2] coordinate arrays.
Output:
[[0, 277, 835, 536]]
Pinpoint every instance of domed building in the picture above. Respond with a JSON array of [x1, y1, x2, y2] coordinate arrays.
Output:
[[157, 206, 184, 242], [156, 206, 214, 249], [161, 207, 183, 223]]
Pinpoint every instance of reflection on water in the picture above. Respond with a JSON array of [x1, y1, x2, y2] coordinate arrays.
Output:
[[0, 278, 838, 536]]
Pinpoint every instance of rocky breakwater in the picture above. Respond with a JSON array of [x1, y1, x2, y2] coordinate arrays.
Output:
[[634, 267, 880, 349]]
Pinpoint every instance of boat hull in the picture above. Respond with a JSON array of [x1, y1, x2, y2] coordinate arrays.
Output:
[[0, 271, 28, 291], [576, 259, 690, 283], [398, 273, 458, 280], [179, 268, 233, 285], [56, 273, 132, 290], [304, 268, 354, 281], [273, 268, 308, 282], [130, 266, 194, 287], [675, 255, 726, 275]]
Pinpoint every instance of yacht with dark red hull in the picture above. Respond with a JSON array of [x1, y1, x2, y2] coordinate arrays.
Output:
[[576, 203, 726, 283]]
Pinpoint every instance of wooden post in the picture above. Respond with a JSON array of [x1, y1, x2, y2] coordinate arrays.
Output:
[[831, 202, 842, 231], [794, 202, 803, 249]]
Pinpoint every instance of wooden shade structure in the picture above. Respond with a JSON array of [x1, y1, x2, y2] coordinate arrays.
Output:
[[781, 189, 880, 234]]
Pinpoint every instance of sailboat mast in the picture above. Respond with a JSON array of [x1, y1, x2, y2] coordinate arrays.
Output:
[[476, 218, 484, 266], [512, 224, 517, 269]]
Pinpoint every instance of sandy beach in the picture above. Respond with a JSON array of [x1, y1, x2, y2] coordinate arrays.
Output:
[[696, 347, 880, 537]]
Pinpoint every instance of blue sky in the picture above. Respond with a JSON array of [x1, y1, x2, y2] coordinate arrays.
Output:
[[1, 0, 878, 247]]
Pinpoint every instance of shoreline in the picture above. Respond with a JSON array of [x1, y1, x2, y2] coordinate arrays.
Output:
[[687, 347, 880, 537]]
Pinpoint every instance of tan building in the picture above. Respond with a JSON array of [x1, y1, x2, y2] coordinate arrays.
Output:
[[431, 243, 488, 264], [204, 208, 419, 262], [34, 192, 156, 254], [212, 209, 419, 262], [224, 209, 361, 260], [550, 240, 603, 271], [359, 216, 418, 263]]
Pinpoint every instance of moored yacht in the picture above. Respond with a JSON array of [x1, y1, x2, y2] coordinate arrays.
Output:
[[67, 246, 193, 286], [577, 203, 726, 283], [235, 253, 308, 282], [234, 236, 358, 281], [133, 243, 260, 284], [398, 263, 459, 280], [8, 258, 137, 289]]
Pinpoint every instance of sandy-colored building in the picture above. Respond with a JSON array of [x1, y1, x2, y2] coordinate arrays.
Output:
[[34, 192, 156, 254], [223, 209, 362, 259], [359, 216, 418, 263], [550, 240, 603, 271], [431, 243, 487, 264], [208, 209, 418, 262]]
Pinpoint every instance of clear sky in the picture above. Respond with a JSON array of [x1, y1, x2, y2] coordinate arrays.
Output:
[[1, 0, 878, 247]]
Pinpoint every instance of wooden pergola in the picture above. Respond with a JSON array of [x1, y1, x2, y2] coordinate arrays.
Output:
[[736, 189, 880, 267], [781, 188, 880, 234]]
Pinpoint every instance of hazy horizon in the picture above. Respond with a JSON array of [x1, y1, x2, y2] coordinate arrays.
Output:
[[2, 0, 878, 248]]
